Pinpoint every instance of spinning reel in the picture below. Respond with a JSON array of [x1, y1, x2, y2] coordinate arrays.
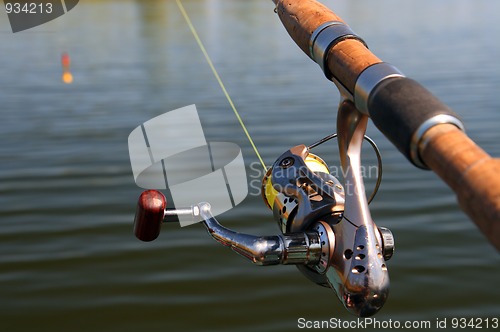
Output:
[[134, 100, 395, 317]]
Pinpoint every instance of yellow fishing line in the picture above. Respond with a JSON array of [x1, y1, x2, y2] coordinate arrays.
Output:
[[175, 0, 267, 171]]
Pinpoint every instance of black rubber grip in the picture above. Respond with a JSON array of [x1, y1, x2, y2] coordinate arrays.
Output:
[[368, 77, 459, 166]]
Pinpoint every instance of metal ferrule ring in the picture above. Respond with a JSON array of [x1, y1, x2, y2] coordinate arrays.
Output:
[[309, 21, 367, 79], [354, 62, 405, 115], [411, 114, 465, 169]]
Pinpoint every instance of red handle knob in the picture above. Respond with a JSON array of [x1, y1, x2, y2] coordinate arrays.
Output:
[[134, 190, 166, 242]]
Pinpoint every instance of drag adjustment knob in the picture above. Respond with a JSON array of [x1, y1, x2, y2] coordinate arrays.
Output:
[[134, 190, 166, 242], [378, 227, 395, 261]]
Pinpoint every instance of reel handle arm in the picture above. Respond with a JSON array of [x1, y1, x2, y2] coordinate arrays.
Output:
[[133, 190, 324, 265], [199, 203, 323, 265]]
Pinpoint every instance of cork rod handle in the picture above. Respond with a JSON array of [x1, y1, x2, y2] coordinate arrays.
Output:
[[420, 125, 500, 250]]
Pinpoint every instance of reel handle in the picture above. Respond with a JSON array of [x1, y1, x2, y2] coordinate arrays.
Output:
[[134, 190, 166, 242]]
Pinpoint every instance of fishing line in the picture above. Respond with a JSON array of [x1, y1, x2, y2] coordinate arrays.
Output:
[[175, 0, 267, 171]]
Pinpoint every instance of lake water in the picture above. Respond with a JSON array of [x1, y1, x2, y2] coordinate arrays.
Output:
[[0, 0, 499, 331]]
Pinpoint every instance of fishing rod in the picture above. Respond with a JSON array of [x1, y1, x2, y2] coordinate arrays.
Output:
[[269, 0, 500, 251], [132, 0, 500, 318]]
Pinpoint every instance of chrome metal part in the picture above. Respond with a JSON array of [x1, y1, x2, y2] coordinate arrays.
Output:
[[309, 21, 367, 79], [312, 221, 334, 274], [324, 100, 390, 317], [296, 220, 335, 287], [163, 206, 199, 222], [198, 202, 323, 266], [411, 114, 465, 169], [354, 62, 405, 115], [378, 227, 395, 261], [327, 223, 389, 317], [282, 231, 322, 265]]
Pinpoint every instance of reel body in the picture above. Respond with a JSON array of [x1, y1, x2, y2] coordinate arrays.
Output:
[[262, 141, 393, 317], [133, 101, 394, 317]]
